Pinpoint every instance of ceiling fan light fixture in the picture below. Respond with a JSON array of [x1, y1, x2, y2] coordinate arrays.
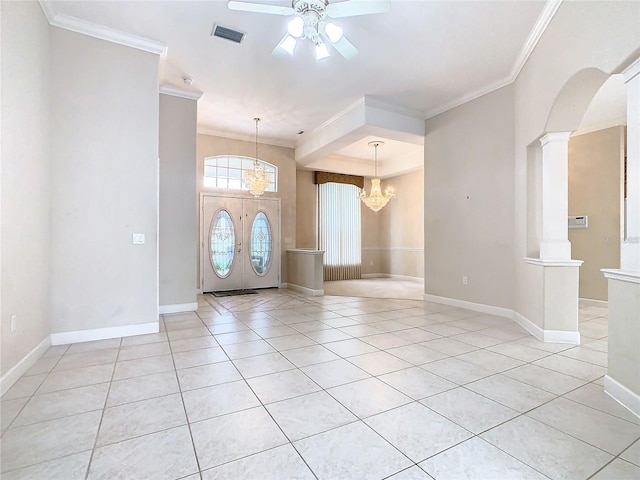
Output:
[[324, 22, 343, 43], [287, 16, 304, 37], [278, 35, 297, 55], [315, 41, 330, 60]]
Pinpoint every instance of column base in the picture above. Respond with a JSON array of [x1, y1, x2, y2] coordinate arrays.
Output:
[[523, 258, 583, 343]]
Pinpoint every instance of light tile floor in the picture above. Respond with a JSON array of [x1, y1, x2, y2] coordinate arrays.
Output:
[[1, 291, 639, 479]]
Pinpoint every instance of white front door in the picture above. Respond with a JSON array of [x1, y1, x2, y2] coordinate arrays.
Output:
[[202, 195, 280, 293]]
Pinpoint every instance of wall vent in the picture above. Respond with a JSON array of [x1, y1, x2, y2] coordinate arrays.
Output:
[[211, 24, 245, 44]]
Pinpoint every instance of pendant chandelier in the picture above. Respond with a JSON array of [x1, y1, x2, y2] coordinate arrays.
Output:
[[361, 140, 395, 212], [243, 117, 270, 197]]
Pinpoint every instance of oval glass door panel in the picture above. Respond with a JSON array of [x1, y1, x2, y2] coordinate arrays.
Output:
[[250, 212, 272, 275], [210, 209, 235, 278]]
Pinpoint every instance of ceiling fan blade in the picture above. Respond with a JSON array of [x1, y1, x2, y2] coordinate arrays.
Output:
[[319, 24, 358, 59], [228, 1, 294, 16], [326, 0, 390, 18], [331, 35, 359, 59]]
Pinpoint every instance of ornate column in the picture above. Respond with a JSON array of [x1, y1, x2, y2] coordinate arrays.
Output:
[[540, 132, 573, 260], [522, 132, 582, 344]]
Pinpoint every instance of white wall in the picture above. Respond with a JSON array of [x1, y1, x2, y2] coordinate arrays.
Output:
[[424, 85, 516, 309], [362, 169, 425, 279], [159, 94, 198, 309], [1, 1, 52, 376], [514, 1, 639, 321], [49, 28, 160, 336]]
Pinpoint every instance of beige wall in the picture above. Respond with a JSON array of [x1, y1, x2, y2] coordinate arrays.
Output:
[[362, 169, 424, 278], [159, 94, 198, 307], [568, 126, 624, 301], [196, 135, 297, 285], [296, 168, 424, 279], [425, 85, 516, 308], [50, 29, 160, 334], [1, 1, 52, 377], [296, 170, 316, 249]]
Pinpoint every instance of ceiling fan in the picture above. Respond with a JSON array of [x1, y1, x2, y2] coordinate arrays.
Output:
[[227, 0, 390, 60]]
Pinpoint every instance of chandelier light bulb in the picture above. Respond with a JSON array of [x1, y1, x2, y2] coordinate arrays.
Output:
[[324, 22, 343, 43], [287, 16, 304, 38]]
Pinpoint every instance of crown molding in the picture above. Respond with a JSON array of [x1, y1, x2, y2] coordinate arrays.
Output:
[[424, 0, 563, 119], [196, 127, 295, 149], [304, 94, 424, 143], [39, 1, 167, 56], [423, 76, 516, 119], [364, 95, 424, 119], [508, 0, 563, 82], [159, 84, 203, 101], [623, 56, 640, 82], [304, 97, 367, 141], [38, 0, 56, 23]]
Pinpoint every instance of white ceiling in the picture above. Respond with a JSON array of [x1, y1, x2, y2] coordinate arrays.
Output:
[[44, 0, 554, 177]]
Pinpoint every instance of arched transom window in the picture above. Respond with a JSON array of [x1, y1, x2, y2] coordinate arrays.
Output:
[[204, 156, 278, 193]]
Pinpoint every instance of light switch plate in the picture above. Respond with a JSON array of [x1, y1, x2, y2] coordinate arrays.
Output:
[[132, 233, 145, 244]]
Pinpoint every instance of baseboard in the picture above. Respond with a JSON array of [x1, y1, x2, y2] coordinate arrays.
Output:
[[361, 273, 423, 283], [543, 329, 580, 344], [287, 283, 324, 297], [423, 294, 580, 345], [388, 274, 423, 283], [196, 288, 204, 295], [512, 311, 580, 344], [0, 336, 51, 396], [579, 298, 608, 308], [50, 322, 159, 346], [604, 375, 640, 418], [279, 283, 288, 289], [512, 311, 544, 341], [423, 294, 513, 319], [159, 303, 197, 314]]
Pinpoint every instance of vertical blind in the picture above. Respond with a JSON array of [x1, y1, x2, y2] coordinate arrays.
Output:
[[318, 182, 362, 281]]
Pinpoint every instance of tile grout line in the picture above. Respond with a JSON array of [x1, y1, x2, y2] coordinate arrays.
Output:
[[166, 317, 226, 479], [0, 293, 624, 479], [83, 336, 123, 480]]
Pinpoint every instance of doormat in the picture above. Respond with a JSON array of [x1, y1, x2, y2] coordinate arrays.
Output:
[[210, 290, 259, 297]]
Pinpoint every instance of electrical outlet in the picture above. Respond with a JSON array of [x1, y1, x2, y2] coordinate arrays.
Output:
[[10, 315, 17, 333], [370, 261, 374, 266], [462, 276, 468, 285]]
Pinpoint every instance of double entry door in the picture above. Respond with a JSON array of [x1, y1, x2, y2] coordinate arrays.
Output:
[[202, 195, 280, 293]]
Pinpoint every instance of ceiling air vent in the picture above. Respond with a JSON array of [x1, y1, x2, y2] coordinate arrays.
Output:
[[211, 24, 245, 44]]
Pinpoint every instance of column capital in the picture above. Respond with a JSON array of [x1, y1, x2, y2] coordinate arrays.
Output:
[[539, 132, 572, 147], [623, 56, 640, 83]]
